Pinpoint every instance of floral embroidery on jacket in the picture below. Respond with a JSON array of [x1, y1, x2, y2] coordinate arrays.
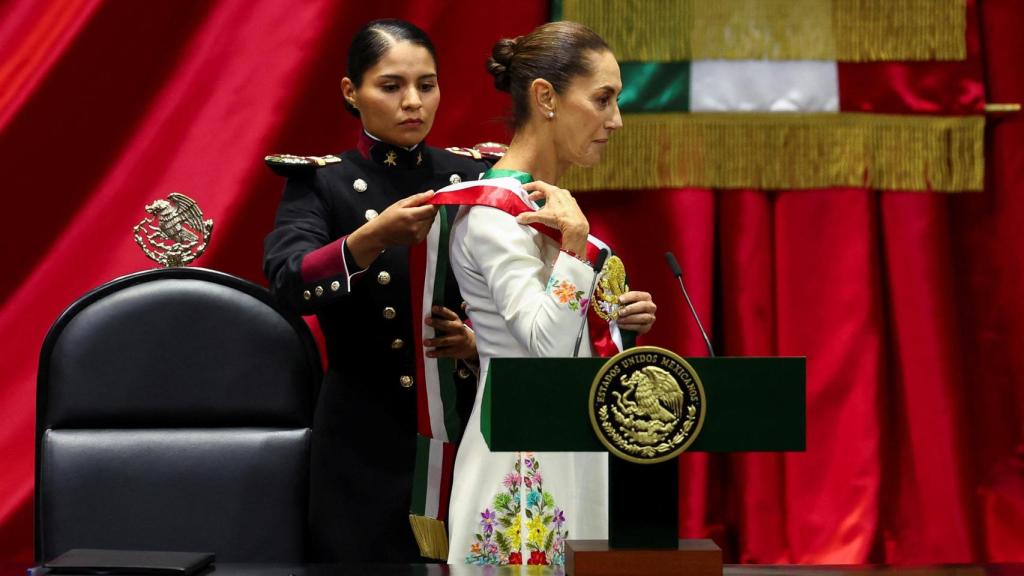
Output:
[[465, 453, 568, 566], [546, 277, 586, 313]]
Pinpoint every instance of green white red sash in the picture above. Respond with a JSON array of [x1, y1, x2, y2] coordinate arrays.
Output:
[[407, 205, 461, 560], [407, 175, 627, 559]]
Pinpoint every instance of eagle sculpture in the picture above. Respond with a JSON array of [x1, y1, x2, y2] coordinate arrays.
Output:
[[134, 192, 213, 267], [144, 192, 209, 245]]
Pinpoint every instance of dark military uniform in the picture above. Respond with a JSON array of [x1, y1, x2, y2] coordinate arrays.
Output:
[[263, 132, 489, 563]]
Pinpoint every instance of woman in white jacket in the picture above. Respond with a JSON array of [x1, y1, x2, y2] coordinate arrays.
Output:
[[440, 21, 657, 566]]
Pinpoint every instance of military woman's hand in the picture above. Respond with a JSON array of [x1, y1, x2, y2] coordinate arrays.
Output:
[[347, 190, 438, 267], [424, 305, 478, 360]]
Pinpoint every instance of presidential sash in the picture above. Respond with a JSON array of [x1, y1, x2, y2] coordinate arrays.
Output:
[[407, 175, 632, 559]]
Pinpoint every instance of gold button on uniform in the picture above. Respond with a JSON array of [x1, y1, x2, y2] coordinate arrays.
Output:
[[314, 285, 324, 297], [399, 375, 413, 388], [377, 271, 391, 285], [303, 290, 312, 301], [391, 338, 404, 349], [449, 174, 462, 185], [365, 209, 378, 221], [330, 280, 341, 292], [383, 306, 396, 320], [458, 367, 472, 379]]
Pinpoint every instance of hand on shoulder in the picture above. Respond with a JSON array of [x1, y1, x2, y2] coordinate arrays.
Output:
[[515, 181, 589, 255]]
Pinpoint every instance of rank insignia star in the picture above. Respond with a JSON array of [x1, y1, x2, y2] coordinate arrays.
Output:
[[384, 150, 398, 166]]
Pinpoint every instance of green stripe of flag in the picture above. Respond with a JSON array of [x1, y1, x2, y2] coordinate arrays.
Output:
[[552, 1, 691, 114], [618, 62, 691, 113], [432, 207, 463, 444], [410, 435, 430, 515], [551, 0, 564, 21]]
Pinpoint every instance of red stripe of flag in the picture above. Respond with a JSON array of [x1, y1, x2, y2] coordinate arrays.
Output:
[[437, 441, 456, 522], [430, 186, 562, 245], [408, 240, 431, 438]]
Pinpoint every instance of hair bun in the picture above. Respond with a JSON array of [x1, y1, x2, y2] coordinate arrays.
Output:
[[487, 37, 518, 92]]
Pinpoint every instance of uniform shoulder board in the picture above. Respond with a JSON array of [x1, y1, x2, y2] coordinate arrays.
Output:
[[444, 143, 508, 161], [444, 146, 483, 160], [264, 153, 342, 177], [471, 142, 508, 160]]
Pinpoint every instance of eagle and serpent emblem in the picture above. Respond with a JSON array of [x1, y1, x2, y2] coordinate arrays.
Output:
[[133, 192, 213, 267], [592, 255, 628, 321], [589, 347, 706, 464]]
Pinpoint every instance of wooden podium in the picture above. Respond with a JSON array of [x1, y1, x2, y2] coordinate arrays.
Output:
[[483, 355, 806, 576]]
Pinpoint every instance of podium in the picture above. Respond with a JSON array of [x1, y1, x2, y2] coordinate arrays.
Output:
[[483, 354, 805, 576]]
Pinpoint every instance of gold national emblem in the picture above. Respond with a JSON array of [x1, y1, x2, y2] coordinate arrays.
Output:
[[133, 192, 213, 267], [592, 255, 628, 321], [589, 346, 706, 464]]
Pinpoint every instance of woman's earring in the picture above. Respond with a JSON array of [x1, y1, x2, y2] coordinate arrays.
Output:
[[547, 111, 555, 119]]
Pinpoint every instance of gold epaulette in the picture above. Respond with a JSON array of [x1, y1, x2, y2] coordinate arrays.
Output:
[[444, 147, 482, 160], [264, 154, 341, 177], [445, 142, 507, 162], [471, 142, 508, 159]]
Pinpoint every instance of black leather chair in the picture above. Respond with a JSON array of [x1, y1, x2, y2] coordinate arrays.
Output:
[[35, 268, 322, 562]]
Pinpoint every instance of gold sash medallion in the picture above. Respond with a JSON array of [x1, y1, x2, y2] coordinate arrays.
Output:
[[589, 346, 706, 464], [592, 255, 628, 321]]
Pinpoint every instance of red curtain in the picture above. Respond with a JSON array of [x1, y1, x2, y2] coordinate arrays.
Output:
[[1, 0, 1021, 565]]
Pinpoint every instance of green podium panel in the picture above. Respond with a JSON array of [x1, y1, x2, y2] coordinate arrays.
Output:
[[482, 357, 805, 453], [480, 354, 805, 573]]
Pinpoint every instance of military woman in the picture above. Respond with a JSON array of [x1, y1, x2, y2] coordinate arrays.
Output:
[[263, 19, 487, 562]]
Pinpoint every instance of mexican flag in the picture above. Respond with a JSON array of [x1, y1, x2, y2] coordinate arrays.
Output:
[[556, 0, 987, 193]]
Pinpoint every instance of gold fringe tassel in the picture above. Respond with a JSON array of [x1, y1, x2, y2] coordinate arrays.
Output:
[[563, 0, 965, 62], [409, 514, 449, 560], [561, 113, 984, 193]]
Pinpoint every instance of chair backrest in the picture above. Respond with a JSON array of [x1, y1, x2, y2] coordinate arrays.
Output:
[[35, 268, 322, 562]]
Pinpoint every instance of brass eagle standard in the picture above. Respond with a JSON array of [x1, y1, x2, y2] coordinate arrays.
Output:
[[133, 192, 213, 267]]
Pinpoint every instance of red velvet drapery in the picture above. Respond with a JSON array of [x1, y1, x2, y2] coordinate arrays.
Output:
[[1, 0, 1021, 565]]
